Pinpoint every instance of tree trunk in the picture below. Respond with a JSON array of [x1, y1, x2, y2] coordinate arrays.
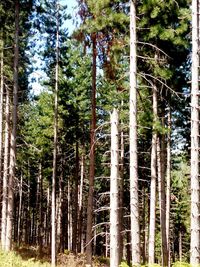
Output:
[[141, 185, 147, 264], [57, 157, 63, 253], [38, 162, 43, 256], [179, 230, 182, 262], [78, 153, 84, 253], [119, 122, 124, 263], [51, 1, 59, 265], [157, 136, 168, 267], [86, 32, 97, 266], [166, 107, 171, 266], [148, 85, 157, 264], [129, 0, 140, 265], [0, 39, 4, 183], [17, 173, 23, 245], [110, 108, 119, 267], [67, 179, 72, 251], [190, 0, 200, 264], [25, 168, 31, 245], [45, 185, 51, 248], [1, 85, 10, 249], [72, 141, 79, 253], [6, 0, 19, 251]]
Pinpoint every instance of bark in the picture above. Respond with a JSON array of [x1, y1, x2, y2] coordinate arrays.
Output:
[[157, 136, 168, 267], [190, 0, 200, 264], [51, 1, 59, 265], [0, 42, 3, 236], [45, 185, 51, 248], [126, 217, 131, 266], [86, 32, 97, 266], [17, 174, 23, 245], [78, 153, 84, 253], [6, 0, 19, 251], [179, 230, 182, 262], [166, 107, 171, 266], [38, 163, 43, 255], [72, 141, 79, 253], [110, 109, 119, 267], [129, 0, 140, 265], [141, 185, 146, 264], [119, 126, 124, 263], [1, 86, 10, 249], [25, 171, 31, 245], [0, 39, 4, 183], [57, 157, 63, 253], [67, 179, 72, 251], [148, 85, 157, 264]]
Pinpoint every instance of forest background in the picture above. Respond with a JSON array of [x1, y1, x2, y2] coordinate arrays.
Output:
[[0, 0, 199, 267]]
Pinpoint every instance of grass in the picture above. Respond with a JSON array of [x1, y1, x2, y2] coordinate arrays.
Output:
[[0, 250, 51, 267], [0, 247, 108, 267], [0, 248, 194, 267]]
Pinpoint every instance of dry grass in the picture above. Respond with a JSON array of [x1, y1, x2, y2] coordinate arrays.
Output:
[[8, 246, 109, 267]]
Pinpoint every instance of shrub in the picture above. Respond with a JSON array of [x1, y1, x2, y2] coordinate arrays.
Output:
[[172, 262, 191, 267]]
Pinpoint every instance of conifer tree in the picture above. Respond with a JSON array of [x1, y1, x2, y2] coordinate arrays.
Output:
[[190, 0, 200, 264], [129, 0, 140, 265], [6, 0, 19, 251]]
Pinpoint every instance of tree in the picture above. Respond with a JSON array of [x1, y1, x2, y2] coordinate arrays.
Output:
[[0, 38, 4, 185], [1, 82, 10, 249], [190, 0, 200, 264], [129, 0, 140, 265], [51, 0, 59, 265], [110, 108, 119, 267], [85, 31, 97, 266], [6, 0, 19, 251], [148, 84, 157, 264]]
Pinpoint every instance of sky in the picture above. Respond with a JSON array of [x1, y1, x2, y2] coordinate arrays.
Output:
[[62, 0, 77, 34], [30, 0, 77, 95]]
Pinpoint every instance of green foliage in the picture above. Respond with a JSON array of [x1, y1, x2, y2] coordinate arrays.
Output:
[[171, 154, 190, 262], [172, 262, 191, 267], [119, 262, 129, 267], [0, 251, 51, 267]]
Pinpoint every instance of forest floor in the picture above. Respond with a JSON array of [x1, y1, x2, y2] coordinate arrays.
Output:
[[0, 249, 193, 267], [0, 246, 110, 267]]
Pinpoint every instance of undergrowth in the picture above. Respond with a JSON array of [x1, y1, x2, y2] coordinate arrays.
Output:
[[0, 250, 51, 267], [0, 250, 194, 267]]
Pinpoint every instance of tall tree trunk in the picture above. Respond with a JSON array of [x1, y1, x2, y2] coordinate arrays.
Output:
[[157, 136, 168, 267], [129, 0, 140, 265], [86, 32, 97, 266], [166, 107, 171, 266], [148, 85, 157, 264], [38, 162, 43, 256], [46, 185, 51, 248], [25, 166, 31, 245], [78, 153, 84, 253], [179, 230, 182, 262], [119, 118, 124, 263], [0, 39, 4, 183], [67, 179, 72, 251], [17, 173, 23, 245], [57, 156, 63, 253], [1, 85, 10, 249], [72, 141, 79, 253], [141, 185, 147, 264], [0, 41, 3, 233], [190, 0, 200, 264], [6, 0, 19, 251], [51, 1, 59, 265], [110, 108, 119, 267]]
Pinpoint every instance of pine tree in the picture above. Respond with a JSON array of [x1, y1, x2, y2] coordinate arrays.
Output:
[[190, 0, 200, 264], [129, 0, 140, 265], [6, 0, 19, 251]]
